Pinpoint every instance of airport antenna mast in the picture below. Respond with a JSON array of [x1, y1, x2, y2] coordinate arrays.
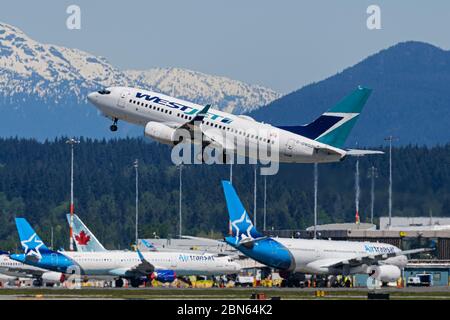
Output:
[[134, 159, 139, 246], [66, 138, 80, 251]]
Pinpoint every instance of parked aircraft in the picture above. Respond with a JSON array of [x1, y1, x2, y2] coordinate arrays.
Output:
[[221, 181, 431, 283], [10, 218, 240, 287]]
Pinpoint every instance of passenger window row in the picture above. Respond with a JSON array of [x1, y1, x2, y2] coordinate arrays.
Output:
[[129, 99, 274, 144]]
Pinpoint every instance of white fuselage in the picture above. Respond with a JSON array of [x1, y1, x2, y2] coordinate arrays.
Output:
[[0, 255, 63, 283], [87, 87, 346, 163], [277, 238, 407, 274], [0, 255, 46, 278], [62, 250, 240, 277]]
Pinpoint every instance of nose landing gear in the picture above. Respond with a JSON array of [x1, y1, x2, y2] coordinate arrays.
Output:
[[110, 118, 118, 132]]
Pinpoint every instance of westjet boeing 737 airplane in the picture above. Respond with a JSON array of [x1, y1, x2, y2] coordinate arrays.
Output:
[[87, 86, 381, 163], [10, 218, 240, 287], [221, 181, 431, 283]]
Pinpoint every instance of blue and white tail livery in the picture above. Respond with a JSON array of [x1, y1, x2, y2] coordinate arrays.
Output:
[[222, 181, 262, 244], [222, 181, 294, 270], [16, 218, 50, 260]]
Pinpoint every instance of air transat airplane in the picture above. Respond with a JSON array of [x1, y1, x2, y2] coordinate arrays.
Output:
[[10, 218, 241, 287], [0, 251, 64, 286], [221, 181, 431, 283], [87, 86, 381, 163]]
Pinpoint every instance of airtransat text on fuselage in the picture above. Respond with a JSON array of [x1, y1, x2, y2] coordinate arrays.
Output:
[[364, 245, 396, 254], [135, 92, 233, 124], [179, 254, 216, 263]]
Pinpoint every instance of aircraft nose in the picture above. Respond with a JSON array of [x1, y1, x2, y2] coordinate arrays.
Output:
[[87, 92, 97, 103]]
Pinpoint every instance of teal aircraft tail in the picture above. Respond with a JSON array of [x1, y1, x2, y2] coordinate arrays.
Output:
[[279, 86, 372, 148]]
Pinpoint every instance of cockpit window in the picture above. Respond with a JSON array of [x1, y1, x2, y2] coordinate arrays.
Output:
[[98, 89, 111, 95]]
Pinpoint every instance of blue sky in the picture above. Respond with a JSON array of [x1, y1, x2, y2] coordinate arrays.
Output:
[[1, 1, 449, 93]]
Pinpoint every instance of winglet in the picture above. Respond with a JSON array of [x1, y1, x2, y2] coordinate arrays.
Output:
[[191, 104, 211, 123], [137, 248, 145, 261]]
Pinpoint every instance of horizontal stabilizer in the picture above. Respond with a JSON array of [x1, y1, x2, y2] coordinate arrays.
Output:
[[346, 149, 384, 156], [400, 248, 434, 256], [238, 236, 268, 249]]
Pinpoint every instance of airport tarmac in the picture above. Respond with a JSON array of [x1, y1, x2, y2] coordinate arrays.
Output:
[[1, 287, 450, 300]]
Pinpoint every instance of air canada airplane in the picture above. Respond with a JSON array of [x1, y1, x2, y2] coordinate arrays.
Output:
[[221, 181, 432, 283], [87, 86, 382, 163], [10, 218, 241, 287]]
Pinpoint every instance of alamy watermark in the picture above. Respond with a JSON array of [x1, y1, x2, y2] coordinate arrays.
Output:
[[66, 5, 81, 30], [367, 4, 381, 30], [168, 123, 281, 176]]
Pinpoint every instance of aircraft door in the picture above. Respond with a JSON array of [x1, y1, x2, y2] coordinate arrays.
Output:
[[117, 90, 130, 108], [314, 248, 321, 259]]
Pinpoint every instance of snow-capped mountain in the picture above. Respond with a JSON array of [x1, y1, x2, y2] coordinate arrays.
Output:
[[125, 68, 279, 114], [0, 22, 279, 114]]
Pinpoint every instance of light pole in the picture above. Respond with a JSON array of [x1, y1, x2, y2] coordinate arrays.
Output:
[[313, 163, 318, 239], [178, 164, 183, 238], [134, 159, 139, 246], [355, 157, 361, 225], [253, 165, 257, 227], [230, 163, 233, 184], [384, 136, 398, 229], [367, 166, 378, 225], [263, 175, 267, 232], [66, 138, 79, 251]]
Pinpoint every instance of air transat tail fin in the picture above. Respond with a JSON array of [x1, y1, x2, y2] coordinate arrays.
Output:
[[15, 218, 51, 256], [279, 86, 372, 149], [221, 181, 262, 242], [66, 214, 107, 252]]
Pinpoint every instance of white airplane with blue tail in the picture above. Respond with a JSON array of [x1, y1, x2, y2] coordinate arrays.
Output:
[[221, 181, 432, 283]]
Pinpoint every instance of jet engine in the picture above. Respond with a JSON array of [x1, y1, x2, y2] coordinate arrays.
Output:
[[373, 265, 401, 283], [33, 271, 65, 286], [151, 270, 176, 283], [41, 271, 65, 284], [144, 122, 179, 145]]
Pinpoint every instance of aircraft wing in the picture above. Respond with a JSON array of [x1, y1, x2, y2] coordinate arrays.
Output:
[[345, 149, 384, 156], [325, 247, 433, 269], [0, 266, 46, 278], [202, 128, 236, 152], [127, 250, 156, 276]]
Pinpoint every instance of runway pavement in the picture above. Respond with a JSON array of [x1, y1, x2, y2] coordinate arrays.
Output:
[[1, 286, 450, 300]]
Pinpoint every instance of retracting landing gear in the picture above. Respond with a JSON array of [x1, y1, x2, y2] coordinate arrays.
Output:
[[110, 118, 118, 132]]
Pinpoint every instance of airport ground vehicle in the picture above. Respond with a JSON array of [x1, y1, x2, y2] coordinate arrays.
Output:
[[407, 274, 432, 287]]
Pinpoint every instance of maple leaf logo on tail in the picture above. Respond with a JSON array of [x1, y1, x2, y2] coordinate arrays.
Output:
[[75, 230, 91, 245]]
